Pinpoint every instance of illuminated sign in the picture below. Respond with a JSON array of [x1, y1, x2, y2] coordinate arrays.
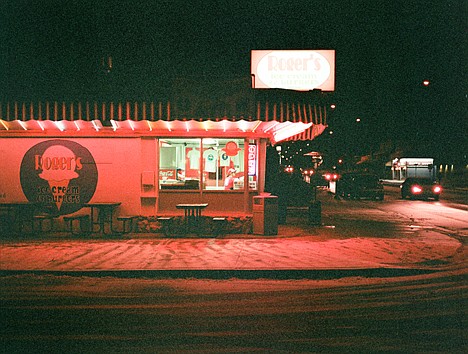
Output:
[[248, 144, 257, 176], [251, 50, 335, 91]]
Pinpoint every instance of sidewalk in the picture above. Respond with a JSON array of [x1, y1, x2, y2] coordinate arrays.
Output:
[[0, 221, 462, 275]]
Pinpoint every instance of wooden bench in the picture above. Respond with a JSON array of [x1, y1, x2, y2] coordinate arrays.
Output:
[[64, 215, 90, 236], [116, 215, 139, 234], [212, 217, 227, 237], [157, 217, 173, 236]]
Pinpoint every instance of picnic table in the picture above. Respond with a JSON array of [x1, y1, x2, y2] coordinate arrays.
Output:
[[176, 203, 208, 233]]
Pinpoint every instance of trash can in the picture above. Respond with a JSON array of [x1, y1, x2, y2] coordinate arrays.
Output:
[[308, 200, 322, 225], [253, 195, 278, 235]]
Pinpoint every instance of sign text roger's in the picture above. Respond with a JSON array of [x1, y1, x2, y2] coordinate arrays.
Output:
[[251, 50, 335, 91]]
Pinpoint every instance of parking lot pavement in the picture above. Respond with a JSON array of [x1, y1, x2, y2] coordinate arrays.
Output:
[[0, 225, 462, 273]]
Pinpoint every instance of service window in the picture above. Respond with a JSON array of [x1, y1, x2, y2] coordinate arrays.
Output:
[[202, 138, 242, 190], [159, 138, 201, 190], [159, 138, 258, 191]]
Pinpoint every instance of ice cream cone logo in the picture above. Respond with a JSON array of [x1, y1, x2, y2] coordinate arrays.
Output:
[[45, 179, 69, 211], [38, 146, 80, 211], [21, 140, 97, 216]]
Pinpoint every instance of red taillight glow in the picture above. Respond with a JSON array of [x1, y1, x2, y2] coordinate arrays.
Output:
[[433, 186, 442, 193], [324, 173, 339, 181], [411, 185, 423, 194]]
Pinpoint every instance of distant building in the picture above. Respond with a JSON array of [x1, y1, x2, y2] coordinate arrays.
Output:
[[389, 158, 436, 181]]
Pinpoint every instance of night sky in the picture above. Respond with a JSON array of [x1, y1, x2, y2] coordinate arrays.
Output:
[[0, 0, 466, 163]]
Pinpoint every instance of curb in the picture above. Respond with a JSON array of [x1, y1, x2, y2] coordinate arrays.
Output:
[[0, 268, 438, 280]]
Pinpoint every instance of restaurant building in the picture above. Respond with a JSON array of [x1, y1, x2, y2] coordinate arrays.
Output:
[[0, 102, 326, 213], [0, 51, 334, 232]]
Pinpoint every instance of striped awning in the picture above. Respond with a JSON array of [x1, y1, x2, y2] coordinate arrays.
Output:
[[0, 98, 328, 143], [0, 118, 327, 144]]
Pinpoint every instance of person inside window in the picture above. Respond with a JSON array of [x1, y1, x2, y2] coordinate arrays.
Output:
[[176, 168, 185, 181], [224, 168, 236, 190]]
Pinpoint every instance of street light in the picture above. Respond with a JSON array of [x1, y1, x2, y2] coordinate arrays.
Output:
[[276, 145, 282, 165]]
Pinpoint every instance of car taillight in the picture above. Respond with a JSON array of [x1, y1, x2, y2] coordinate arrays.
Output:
[[433, 185, 442, 193], [411, 185, 422, 194]]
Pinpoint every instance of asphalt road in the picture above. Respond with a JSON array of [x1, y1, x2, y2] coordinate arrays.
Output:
[[1, 268, 466, 353], [330, 185, 468, 240], [383, 184, 467, 210]]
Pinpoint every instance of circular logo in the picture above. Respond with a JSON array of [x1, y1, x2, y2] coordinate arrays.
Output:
[[222, 141, 241, 156], [20, 140, 98, 216]]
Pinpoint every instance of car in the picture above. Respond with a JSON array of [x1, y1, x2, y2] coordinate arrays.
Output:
[[400, 177, 442, 200], [337, 172, 384, 200]]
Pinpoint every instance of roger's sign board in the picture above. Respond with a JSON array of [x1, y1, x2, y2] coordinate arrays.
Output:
[[251, 50, 335, 91]]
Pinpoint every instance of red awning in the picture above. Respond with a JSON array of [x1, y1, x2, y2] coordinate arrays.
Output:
[[0, 118, 326, 144], [0, 98, 328, 143]]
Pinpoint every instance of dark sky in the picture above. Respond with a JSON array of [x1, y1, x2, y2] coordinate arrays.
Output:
[[0, 0, 466, 160]]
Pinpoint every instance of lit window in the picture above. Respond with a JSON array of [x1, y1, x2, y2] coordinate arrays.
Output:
[[203, 138, 245, 191], [159, 138, 257, 191], [159, 138, 201, 190]]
